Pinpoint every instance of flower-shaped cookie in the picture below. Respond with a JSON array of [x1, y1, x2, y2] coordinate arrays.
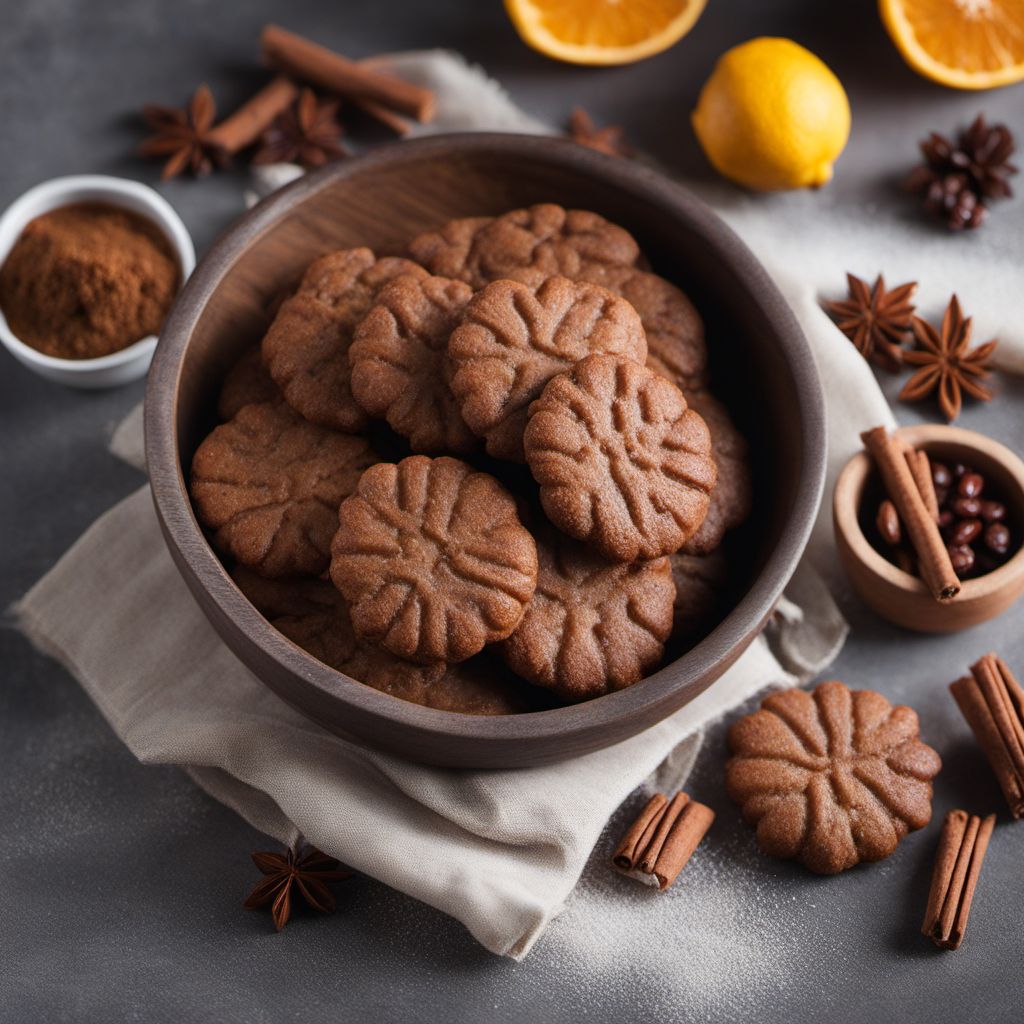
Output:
[[726, 681, 942, 875], [232, 568, 525, 714], [408, 206, 707, 390], [678, 390, 752, 555], [349, 273, 477, 453], [449, 276, 647, 462], [499, 527, 674, 700], [231, 566, 360, 669], [669, 549, 730, 639], [330, 456, 538, 664], [408, 204, 641, 290], [217, 345, 278, 421], [344, 648, 527, 715], [603, 266, 708, 392], [405, 215, 494, 288], [525, 354, 717, 562], [262, 248, 426, 432], [191, 401, 376, 577]]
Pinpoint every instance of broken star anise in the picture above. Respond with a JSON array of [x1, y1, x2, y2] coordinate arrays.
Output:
[[907, 114, 1018, 231], [252, 88, 348, 169], [139, 84, 225, 181], [567, 107, 632, 158], [243, 841, 353, 931], [824, 272, 917, 372], [900, 294, 997, 422]]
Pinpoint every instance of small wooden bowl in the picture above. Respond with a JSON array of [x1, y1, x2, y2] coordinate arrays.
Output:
[[834, 424, 1024, 633], [146, 134, 826, 768]]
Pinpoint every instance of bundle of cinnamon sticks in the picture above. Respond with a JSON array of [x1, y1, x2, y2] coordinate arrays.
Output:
[[922, 809, 995, 950], [951, 652, 1024, 818], [612, 790, 714, 890], [860, 426, 960, 602]]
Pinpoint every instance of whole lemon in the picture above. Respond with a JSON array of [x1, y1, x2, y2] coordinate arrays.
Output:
[[692, 37, 851, 191]]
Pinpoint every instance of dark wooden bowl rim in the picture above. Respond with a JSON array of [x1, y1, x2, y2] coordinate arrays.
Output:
[[146, 133, 826, 755]]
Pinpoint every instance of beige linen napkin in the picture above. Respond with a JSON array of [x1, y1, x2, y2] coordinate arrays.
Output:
[[16, 52, 871, 960]]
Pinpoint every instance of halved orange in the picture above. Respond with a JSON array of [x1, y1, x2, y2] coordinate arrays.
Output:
[[504, 0, 708, 66], [879, 0, 1024, 89]]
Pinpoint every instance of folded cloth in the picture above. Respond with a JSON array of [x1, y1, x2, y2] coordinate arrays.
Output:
[[16, 482, 842, 958], [16, 51, 876, 960]]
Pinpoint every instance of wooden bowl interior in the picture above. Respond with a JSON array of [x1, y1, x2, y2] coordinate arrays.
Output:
[[150, 136, 824, 766]]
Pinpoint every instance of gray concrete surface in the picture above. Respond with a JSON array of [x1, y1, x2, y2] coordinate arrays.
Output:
[[1, 2, 1022, 1021]]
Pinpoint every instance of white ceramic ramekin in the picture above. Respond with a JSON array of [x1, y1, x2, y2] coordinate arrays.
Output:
[[0, 175, 195, 388]]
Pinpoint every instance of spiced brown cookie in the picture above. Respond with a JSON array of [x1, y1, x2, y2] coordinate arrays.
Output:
[[499, 527, 674, 700], [408, 204, 641, 290], [726, 681, 942, 875], [231, 568, 525, 714], [601, 266, 708, 391], [231, 567, 360, 669], [191, 401, 376, 578], [524, 354, 717, 562], [669, 549, 730, 639], [344, 648, 528, 715], [217, 345, 279, 421], [405, 215, 494, 288], [330, 455, 538, 663], [678, 390, 752, 555], [262, 248, 427, 432], [349, 273, 477, 454], [448, 276, 647, 462]]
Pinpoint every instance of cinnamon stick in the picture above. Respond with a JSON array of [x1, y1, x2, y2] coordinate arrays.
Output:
[[612, 793, 667, 869], [354, 98, 412, 136], [906, 447, 940, 522], [650, 801, 716, 890], [207, 75, 299, 155], [921, 809, 996, 950], [612, 790, 714, 890], [261, 25, 435, 123], [355, 55, 414, 132], [638, 791, 689, 873], [950, 652, 1024, 818], [861, 426, 960, 601]]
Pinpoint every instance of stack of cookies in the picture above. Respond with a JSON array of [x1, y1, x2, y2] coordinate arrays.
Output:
[[190, 204, 752, 713]]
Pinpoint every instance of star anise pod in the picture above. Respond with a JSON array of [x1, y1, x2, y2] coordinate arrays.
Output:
[[907, 114, 1017, 231], [252, 89, 348, 169], [139, 84, 225, 180], [566, 107, 632, 158], [823, 272, 917, 372], [243, 841, 353, 931], [899, 294, 997, 422]]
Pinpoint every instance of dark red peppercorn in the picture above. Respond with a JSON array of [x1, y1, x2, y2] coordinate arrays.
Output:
[[984, 523, 1011, 555], [980, 500, 1006, 523], [948, 544, 976, 574], [938, 509, 955, 529], [931, 461, 953, 489], [934, 485, 949, 507], [952, 496, 982, 518], [951, 518, 983, 545], [958, 472, 984, 498], [951, 463, 970, 479]]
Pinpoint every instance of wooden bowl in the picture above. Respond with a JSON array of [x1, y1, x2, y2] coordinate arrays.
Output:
[[834, 424, 1024, 633], [145, 133, 825, 768]]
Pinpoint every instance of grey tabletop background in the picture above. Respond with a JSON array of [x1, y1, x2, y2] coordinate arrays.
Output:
[[2, 1, 1022, 1021]]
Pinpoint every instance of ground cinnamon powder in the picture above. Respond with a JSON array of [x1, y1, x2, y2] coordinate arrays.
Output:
[[0, 202, 180, 360]]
